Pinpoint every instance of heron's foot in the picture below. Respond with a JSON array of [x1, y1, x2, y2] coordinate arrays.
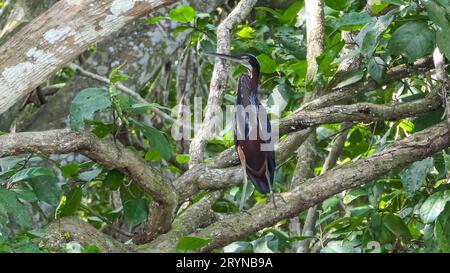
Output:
[[239, 209, 252, 216]]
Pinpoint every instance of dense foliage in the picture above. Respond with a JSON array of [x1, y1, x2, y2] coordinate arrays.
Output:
[[1, 0, 450, 253]]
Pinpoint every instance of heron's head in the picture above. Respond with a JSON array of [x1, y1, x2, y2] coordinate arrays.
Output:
[[206, 52, 260, 74]]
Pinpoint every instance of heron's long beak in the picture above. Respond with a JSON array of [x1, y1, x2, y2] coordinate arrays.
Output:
[[205, 52, 245, 65]]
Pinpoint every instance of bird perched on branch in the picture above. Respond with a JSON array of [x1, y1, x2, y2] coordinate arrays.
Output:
[[207, 52, 276, 211]]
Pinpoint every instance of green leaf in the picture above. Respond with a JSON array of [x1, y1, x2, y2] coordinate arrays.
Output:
[[10, 167, 55, 183], [176, 236, 211, 252], [60, 163, 80, 179], [437, 27, 450, 60], [343, 188, 367, 205], [237, 26, 255, 39], [325, 0, 348, 10], [387, 21, 435, 62], [334, 12, 372, 30], [28, 176, 61, 206], [55, 187, 83, 218], [133, 120, 172, 160], [334, 69, 364, 88], [123, 198, 148, 228], [169, 5, 195, 23], [175, 154, 190, 164], [69, 88, 111, 131], [13, 190, 38, 203], [104, 170, 124, 191], [173, 26, 192, 37], [382, 213, 411, 242], [424, 0, 450, 29], [0, 156, 27, 172], [400, 157, 434, 198], [147, 16, 166, 24], [85, 120, 114, 138], [0, 189, 31, 229], [257, 54, 277, 74], [78, 168, 102, 182], [435, 205, 450, 252], [367, 57, 386, 84], [223, 241, 253, 253], [420, 190, 450, 223], [281, 1, 303, 23], [356, 12, 394, 53]]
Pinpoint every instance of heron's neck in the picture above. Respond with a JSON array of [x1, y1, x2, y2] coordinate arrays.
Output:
[[249, 69, 260, 94]]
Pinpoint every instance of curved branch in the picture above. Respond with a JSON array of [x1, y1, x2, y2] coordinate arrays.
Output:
[[0, 129, 178, 239], [45, 217, 133, 253], [190, 122, 450, 252], [300, 56, 434, 111], [280, 90, 441, 133]]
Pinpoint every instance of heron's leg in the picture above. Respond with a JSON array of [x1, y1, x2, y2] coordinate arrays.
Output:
[[239, 164, 249, 212], [265, 161, 277, 210], [237, 146, 248, 212]]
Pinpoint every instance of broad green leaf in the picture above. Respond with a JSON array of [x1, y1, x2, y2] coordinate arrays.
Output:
[[334, 12, 372, 31], [400, 157, 434, 198], [255, 7, 282, 18], [223, 241, 253, 253], [356, 12, 394, 48], [281, 1, 303, 23], [10, 167, 55, 183], [424, 0, 449, 29], [368, 57, 386, 84], [437, 27, 450, 60], [237, 26, 255, 39], [13, 190, 37, 203], [0, 189, 31, 229], [325, 0, 348, 10], [133, 120, 172, 160], [334, 69, 364, 89], [420, 190, 450, 223], [361, 30, 378, 57], [173, 26, 192, 37], [387, 21, 435, 62], [382, 213, 411, 242], [252, 234, 276, 253], [443, 153, 450, 172], [175, 154, 190, 164], [169, 5, 195, 23], [257, 54, 277, 74], [104, 170, 124, 191], [78, 168, 102, 182], [321, 240, 361, 253], [0, 156, 26, 172], [60, 163, 80, 179], [435, 207, 450, 252], [147, 16, 166, 24], [176, 236, 211, 252], [69, 88, 111, 131], [56, 187, 83, 218], [123, 198, 148, 228], [343, 188, 367, 205], [28, 176, 61, 206]]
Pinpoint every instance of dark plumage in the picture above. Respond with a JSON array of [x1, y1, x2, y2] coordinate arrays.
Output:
[[207, 52, 276, 210]]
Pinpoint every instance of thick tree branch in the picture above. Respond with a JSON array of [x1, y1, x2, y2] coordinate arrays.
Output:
[[300, 57, 434, 111], [45, 217, 133, 253], [138, 191, 223, 252], [189, 0, 257, 166], [280, 90, 441, 133], [0, 129, 177, 239], [0, 0, 177, 115], [191, 122, 450, 252]]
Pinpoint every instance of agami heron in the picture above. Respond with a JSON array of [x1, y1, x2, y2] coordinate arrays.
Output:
[[207, 53, 276, 211]]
